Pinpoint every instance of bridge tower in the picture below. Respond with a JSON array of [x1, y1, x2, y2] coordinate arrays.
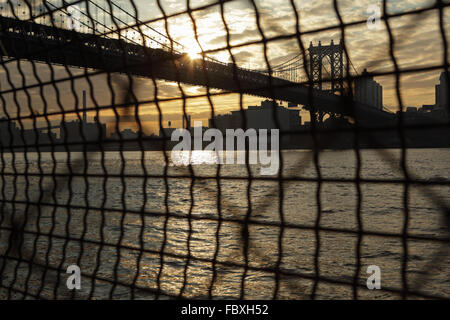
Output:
[[308, 39, 345, 123], [308, 39, 344, 95]]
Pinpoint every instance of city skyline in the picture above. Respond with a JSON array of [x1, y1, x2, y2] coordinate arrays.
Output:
[[13, 69, 448, 136], [0, 0, 448, 135]]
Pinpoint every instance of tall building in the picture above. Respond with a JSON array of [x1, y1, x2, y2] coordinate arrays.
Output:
[[354, 69, 383, 110], [435, 84, 440, 108], [436, 71, 449, 110]]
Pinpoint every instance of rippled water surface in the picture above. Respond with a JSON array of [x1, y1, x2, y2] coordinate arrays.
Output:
[[0, 149, 449, 299]]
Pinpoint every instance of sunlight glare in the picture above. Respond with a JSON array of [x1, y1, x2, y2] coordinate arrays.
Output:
[[187, 49, 203, 60]]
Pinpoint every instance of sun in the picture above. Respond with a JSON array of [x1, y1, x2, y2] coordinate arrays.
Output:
[[180, 39, 203, 60], [187, 49, 203, 60]]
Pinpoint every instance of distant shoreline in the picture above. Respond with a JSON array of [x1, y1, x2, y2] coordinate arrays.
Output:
[[2, 146, 450, 153]]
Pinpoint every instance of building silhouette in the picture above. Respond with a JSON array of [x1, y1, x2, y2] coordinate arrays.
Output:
[[59, 91, 106, 145], [436, 71, 449, 110], [417, 71, 449, 120], [354, 69, 383, 110], [209, 100, 301, 133]]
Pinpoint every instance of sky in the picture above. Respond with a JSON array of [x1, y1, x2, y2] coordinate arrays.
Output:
[[0, 0, 449, 134]]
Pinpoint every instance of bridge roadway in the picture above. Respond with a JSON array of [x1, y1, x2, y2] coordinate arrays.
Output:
[[0, 15, 394, 125]]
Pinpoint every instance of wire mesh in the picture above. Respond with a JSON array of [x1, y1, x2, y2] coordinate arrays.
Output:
[[0, 0, 449, 300]]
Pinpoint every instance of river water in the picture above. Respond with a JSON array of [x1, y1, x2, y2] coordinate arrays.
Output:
[[0, 149, 449, 299]]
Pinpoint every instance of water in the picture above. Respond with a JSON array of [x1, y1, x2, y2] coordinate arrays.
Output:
[[0, 149, 449, 299]]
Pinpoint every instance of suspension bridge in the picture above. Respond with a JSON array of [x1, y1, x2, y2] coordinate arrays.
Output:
[[0, 0, 394, 125]]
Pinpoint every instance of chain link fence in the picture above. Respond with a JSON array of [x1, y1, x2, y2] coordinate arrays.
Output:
[[0, 0, 449, 300]]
